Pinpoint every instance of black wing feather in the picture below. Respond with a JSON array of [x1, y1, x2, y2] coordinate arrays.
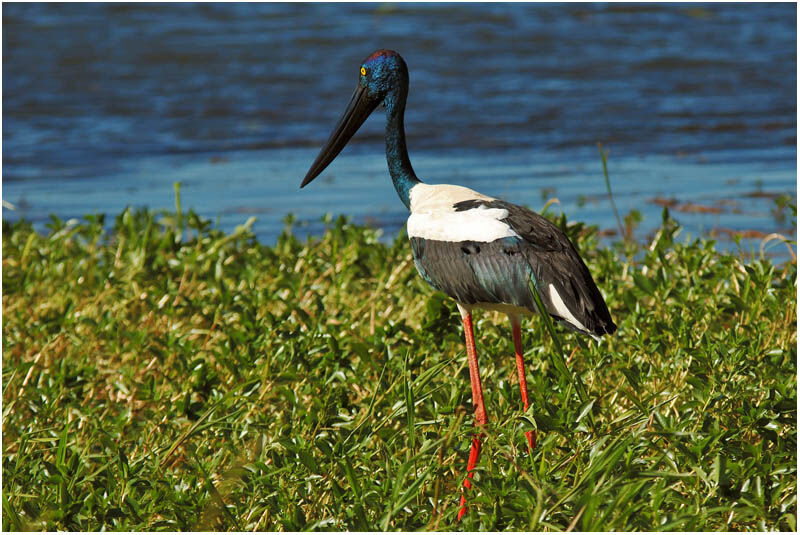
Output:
[[446, 199, 617, 337], [410, 237, 532, 307]]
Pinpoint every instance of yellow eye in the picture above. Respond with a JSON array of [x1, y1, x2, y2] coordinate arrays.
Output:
[[360, 67, 366, 76]]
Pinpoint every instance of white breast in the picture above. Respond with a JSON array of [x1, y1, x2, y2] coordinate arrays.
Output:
[[406, 183, 520, 243]]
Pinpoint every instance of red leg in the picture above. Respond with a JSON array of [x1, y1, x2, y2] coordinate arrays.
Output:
[[512, 318, 536, 451], [457, 306, 487, 521]]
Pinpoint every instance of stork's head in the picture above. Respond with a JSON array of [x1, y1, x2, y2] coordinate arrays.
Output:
[[358, 49, 409, 103], [301, 50, 408, 188]]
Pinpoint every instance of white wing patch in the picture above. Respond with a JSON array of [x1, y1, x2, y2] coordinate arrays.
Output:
[[408, 183, 493, 212], [407, 206, 519, 242], [548, 283, 589, 333], [407, 183, 518, 242]]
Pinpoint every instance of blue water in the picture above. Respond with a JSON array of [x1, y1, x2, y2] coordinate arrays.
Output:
[[3, 3, 796, 260]]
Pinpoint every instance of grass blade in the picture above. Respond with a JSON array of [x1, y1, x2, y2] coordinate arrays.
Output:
[[597, 143, 625, 239], [528, 279, 590, 406]]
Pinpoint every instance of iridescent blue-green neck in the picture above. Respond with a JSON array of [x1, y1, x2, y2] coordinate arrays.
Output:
[[384, 90, 420, 210]]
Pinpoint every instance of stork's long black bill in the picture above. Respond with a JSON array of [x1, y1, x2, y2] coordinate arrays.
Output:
[[301, 85, 380, 188]]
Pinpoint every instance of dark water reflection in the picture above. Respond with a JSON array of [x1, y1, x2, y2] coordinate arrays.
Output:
[[2, 3, 796, 259]]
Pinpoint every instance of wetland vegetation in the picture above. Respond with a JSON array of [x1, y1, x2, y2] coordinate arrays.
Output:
[[2, 194, 796, 530]]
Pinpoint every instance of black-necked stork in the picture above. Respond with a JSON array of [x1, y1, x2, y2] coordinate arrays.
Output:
[[301, 50, 617, 520]]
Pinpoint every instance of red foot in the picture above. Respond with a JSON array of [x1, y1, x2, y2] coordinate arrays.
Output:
[[525, 430, 536, 451], [456, 309, 487, 522], [457, 434, 482, 520], [513, 320, 538, 452]]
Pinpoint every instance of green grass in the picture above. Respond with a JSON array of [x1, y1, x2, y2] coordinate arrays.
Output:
[[2, 200, 796, 530]]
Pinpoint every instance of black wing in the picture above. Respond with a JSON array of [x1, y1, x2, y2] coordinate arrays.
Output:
[[450, 199, 617, 337], [409, 235, 535, 309]]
